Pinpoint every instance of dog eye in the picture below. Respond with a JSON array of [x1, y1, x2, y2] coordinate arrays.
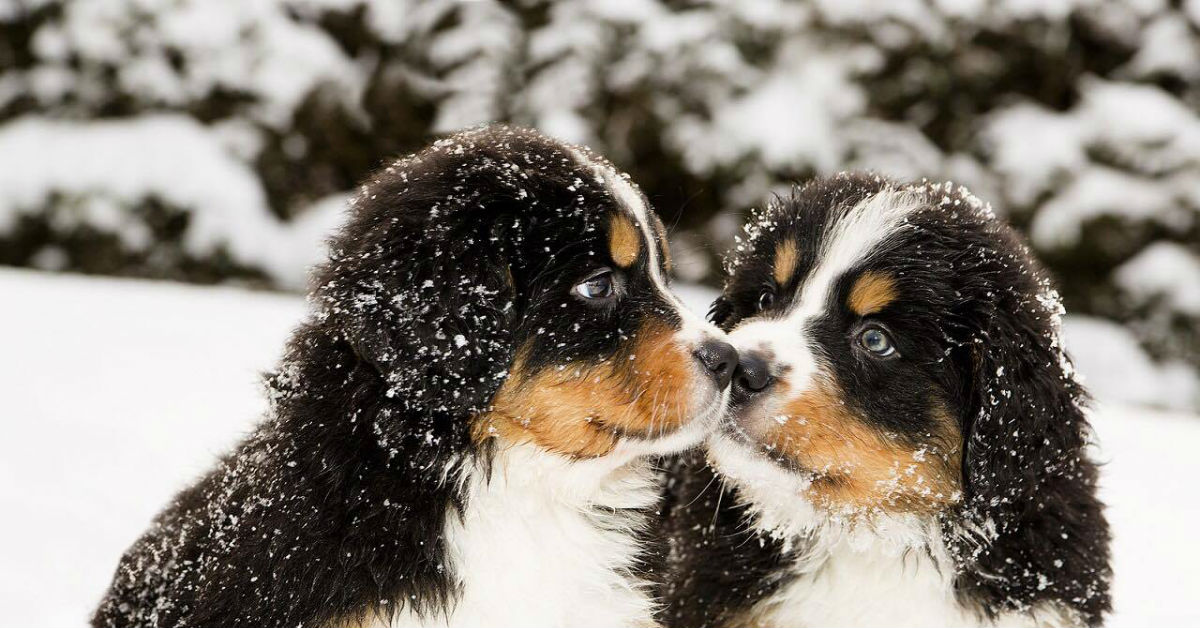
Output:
[[858, 326, 897, 357], [757, 290, 775, 311], [574, 270, 615, 300]]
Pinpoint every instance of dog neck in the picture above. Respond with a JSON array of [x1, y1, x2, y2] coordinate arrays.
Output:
[[374, 442, 662, 628]]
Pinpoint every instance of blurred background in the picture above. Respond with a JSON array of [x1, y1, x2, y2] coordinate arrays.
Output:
[[1, 0, 1198, 408], [2, 2, 1200, 624]]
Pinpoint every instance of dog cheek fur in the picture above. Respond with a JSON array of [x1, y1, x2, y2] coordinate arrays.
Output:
[[762, 375, 962, 514], [479, 319, 695, 458]]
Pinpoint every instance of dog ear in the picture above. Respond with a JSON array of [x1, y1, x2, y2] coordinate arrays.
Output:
[[953, 257, 1111, 623], [319, 199, 522, 434]]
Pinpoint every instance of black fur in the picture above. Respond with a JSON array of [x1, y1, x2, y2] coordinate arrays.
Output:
[[653, 451, 798, 628], [659, 174, 1112, 626], [92, 126, 678, 627]]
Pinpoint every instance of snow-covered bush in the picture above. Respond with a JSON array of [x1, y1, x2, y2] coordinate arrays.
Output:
[[0, 0, 1196, 407]]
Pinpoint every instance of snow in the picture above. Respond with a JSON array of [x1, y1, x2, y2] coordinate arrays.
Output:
[[0, 270, 302, 627], [1030, 166, 1179, 249], [1063, 315, 1200, 410], [0, 115, 343, 289], [1124, 14, 1200, 80], [0, 268, 1198, 626], [988, 79, 1200, 251], [1114, 242, 1200, 316], [983, 102, 1086, 206], [671, 42, 866, 175], [33, 0, 360, 127]]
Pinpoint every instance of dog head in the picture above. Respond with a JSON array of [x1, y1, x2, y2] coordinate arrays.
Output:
[[305, 126, 732, 467], [705, 173, 1109, 620]]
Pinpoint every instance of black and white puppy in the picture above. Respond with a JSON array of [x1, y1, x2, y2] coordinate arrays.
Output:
[[659, 174, 1111, 627], [93, 126, 735, 628]]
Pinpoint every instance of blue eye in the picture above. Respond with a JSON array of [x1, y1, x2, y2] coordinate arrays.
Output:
[[858, 327, 897, 357], [574, 270, 615, 300]]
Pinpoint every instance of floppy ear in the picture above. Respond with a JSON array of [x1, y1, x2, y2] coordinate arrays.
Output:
[[952, 268, 1111, 623], [313, 196, 522, 456], [246, 139, 537, 624]]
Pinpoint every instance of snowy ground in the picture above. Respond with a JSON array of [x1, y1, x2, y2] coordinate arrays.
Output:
[[1, 268, 1197, 627]]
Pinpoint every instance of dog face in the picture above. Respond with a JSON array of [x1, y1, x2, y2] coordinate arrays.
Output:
[[707, 174, 1089, 519], [315, 127, 732, 466], [479, 148, 736, 460]]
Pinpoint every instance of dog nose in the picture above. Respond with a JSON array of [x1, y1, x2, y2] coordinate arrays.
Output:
[[733, 352, 774, 398], [693, 339, 738, 389]]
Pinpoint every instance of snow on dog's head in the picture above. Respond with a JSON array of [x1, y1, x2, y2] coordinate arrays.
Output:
[[706, 173, 1110, 621], [306, 126, 732, 467]]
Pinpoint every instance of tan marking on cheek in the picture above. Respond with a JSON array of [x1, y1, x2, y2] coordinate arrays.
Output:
[[597, 319, 694, 436], [848, 271, 899, 316], [609, 213, 641, 268], [474, 320, 696, 459], [773, 241, 799, 286], [764, 377, 961, 513]]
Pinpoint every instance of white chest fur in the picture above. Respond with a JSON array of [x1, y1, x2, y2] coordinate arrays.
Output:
[[747, 519, 1072, 628], [753, 524, 974, 628], [373, 444, 660, 628]]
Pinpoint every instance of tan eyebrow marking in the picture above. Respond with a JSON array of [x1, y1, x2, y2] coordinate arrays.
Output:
[[848, 271, 899, 315], [653, 215, 672, 274], [774, 241, 799, 286], [609, 213, 641, 268]]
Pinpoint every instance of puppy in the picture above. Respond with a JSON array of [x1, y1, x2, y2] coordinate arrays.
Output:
[[658, 174, 1111, 627], [93, 126, 735, 628]]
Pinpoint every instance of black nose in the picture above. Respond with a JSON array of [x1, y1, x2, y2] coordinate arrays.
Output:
[[693, 339, 737, 389], [733, 353, 774, 397]]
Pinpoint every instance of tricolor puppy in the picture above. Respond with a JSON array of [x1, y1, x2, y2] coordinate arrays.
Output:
[[659, 175, 1111, 627], [93, 126, 735, 628]]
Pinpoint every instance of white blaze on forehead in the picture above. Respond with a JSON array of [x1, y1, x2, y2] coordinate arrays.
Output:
[[791, 187, 922, 323], [567, 147, 711, 342], [729, 188, 922, 382]]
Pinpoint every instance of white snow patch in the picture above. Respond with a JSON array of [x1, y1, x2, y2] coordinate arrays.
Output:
[[36, 0, 361, 127], [670, 43, 867, 175], [1114, 242, 1200, 316], [1030, 166, 1178, 249], [1063, 315, 1200, 410], [986, 79, 1200, 247], [0, 115, 344, 289]]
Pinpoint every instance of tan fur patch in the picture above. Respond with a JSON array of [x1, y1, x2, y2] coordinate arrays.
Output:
[[652, 214, 673, 274], [476, 320, 694, 458], [773, 241, 799, 286], [847, 271, 899, 316], [609, 214, 641, 268], [764, 377, 961, 513]]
